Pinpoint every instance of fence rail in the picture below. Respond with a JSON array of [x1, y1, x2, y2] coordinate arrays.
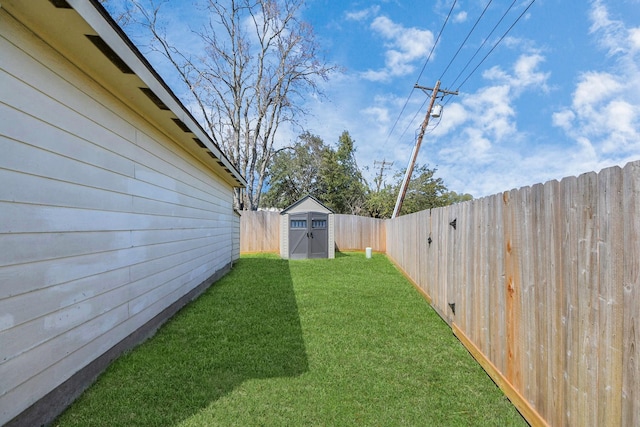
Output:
[[239, 160, 639, 426]]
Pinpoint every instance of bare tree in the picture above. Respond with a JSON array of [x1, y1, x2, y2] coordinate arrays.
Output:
[[114, 0, 336, 209]]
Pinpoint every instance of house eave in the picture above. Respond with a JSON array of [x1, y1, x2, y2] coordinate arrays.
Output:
[[2, 0, 246, 189]]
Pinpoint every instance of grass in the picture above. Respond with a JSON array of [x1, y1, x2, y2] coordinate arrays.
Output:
[[55, 252, 527, 426]]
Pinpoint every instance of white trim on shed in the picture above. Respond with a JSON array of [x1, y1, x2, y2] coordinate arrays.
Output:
[[280, 195, 335, 259]]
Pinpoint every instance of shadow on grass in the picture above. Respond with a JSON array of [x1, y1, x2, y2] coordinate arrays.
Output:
[[333, 249, 351, 258], [56, 256, 308, 426]]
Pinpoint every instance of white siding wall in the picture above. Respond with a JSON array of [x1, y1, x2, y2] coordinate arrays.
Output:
[[232, 211, 241, 260], [0, 10, 236, 424]]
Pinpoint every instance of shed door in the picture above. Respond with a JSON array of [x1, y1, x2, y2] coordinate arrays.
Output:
[[288, 212, 329, 259], [289, 213, 309, 259], [309, 213, 328, 258]]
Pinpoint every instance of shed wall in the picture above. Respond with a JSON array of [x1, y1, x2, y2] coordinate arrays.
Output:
[[280, 214, 289, 259], [0, 10, 236, 425], [328, 214, 335, 259]]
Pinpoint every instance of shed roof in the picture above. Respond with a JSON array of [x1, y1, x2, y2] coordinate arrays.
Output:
[[3, 0, 246, 188], [281, 195, 334, 215]]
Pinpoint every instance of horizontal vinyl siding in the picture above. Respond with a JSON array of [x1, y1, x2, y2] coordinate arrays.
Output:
[[0, 10, 235, 424], [232, 212, 241, 260]]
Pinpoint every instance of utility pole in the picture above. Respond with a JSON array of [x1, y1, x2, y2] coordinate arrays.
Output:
[[373, 159, 393, 192], [392, 81, 458, 218]]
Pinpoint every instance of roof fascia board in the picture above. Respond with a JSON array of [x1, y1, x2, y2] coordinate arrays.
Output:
[[69, 0, 246, 187], [281, 195, 335, 214]]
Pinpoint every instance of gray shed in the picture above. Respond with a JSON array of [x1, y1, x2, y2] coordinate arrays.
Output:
[[280, 195, 335, 259]]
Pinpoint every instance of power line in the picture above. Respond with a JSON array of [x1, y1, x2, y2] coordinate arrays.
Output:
[[383, 88, 417, 146], [396, 97, 429, 147], [416, 0, 458, 84], [449, 0, 518, 89], [438, 0, 494, 81], [390, 0, 536, 218], [384, 0, 459, 147], [456, 0, 537, 92], [387, 0, 459, 201], [386, 0, 537, 163]]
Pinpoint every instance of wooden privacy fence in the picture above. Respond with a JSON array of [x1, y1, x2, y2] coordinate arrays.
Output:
[[240, 210, 281, 253], [240, 212, 386, 253], [239, 161, 639, 427], [386, 161, 639, 427], [333, 214, 386, 252]]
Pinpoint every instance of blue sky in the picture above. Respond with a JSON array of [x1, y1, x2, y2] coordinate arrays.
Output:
[[110, 0, 640, 198], [296, 0, 640, 197]]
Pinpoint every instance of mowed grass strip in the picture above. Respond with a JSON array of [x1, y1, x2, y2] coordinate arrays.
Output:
[[55, 252, 526, 427]]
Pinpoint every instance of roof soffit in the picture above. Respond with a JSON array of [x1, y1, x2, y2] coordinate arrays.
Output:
[[2, 0, 246, 188]]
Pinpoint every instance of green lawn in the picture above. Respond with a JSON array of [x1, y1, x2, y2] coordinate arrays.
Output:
[[55, 252, 526, 426]]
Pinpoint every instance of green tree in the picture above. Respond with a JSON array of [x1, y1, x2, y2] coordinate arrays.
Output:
[[365, 164, 472, 218], [260, 132, 328, 209], [261, 131, 367, 213], [398, 165, 448, 214], [262, 132, 471, 216], [365, 186, 396, 218], [318, 131, 367, 214], [441, 191, 474, 205]]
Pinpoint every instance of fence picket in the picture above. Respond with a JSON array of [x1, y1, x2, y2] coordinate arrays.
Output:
[[545, 179, 564, 426], [597, 166, 624, 426], [489, 194, 506, 372], [622, 162, 640, 427]]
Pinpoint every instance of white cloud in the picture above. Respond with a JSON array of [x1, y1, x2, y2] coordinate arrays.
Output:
[[362, 16, 434, 82], [413, 50, 554, 196], [454, 11, 468, 23], [362, 106, 390, 126], [360, 69, 393, 82], [483, 53, 550, 93], [589, 0, 628, 56], [458, 53, 550, 142], [571, 71, 622, 113], [464, 84, 516, 142], [552, 109, 575, 131], [431, 102, 468, 136], [630, 27, 640, 51], [553, 1, 640, 167], [513, 54, 550, 88], [345, 5, 380, 22]]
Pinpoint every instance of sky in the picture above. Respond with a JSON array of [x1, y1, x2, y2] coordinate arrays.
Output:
[[109, 0, 640, 198]]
